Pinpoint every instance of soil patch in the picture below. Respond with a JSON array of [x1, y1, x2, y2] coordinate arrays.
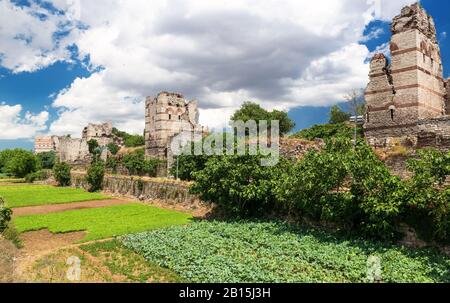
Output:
[[0, 236, 18, 282]]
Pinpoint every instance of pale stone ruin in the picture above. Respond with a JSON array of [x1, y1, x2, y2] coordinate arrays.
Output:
[[35, 122, 123, 165], [145, 92, 205, 171], [365, 3, 450, 151]]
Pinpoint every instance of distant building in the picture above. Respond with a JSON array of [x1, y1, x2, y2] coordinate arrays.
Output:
[[34, 136, 58, 154]]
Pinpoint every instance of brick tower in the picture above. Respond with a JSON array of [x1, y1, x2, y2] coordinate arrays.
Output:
[[145, 92, 204, 173], [365, 3, 447, 146]]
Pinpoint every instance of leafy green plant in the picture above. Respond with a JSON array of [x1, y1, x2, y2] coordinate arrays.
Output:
[[404, 149, 450, 242], [86, 161, 105, 192], [329, 105, 351, 124], [2, 149, 38, 178], [106, 157, 119, 173], [25, 169, 51, 183], [292, 123, 362, 141], [123, 149, 161, 177], [191, 153, 288, 217], [231, 102, 295, 135], [123, 221, 450, 283], [107, 143, 120, 155], [36, 151, 56, 170], [0, 197, 12, 233], [87, 139, 100, 154], [53, 162, 72, 187], [112, 128, 145, 147]]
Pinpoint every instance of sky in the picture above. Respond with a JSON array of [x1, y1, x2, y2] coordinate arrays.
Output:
[[0, 0, 449, 150]]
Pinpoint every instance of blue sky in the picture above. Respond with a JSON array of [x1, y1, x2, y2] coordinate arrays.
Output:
[[0, 0, 448, 150]]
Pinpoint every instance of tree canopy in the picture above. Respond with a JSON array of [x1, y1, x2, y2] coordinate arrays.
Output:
[[231, 102, 295, 136]]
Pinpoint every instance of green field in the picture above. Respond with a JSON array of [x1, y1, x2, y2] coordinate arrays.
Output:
[[123, 221, 450, 283], [14, 204, 193, 242], [0, 185, 109, 208]]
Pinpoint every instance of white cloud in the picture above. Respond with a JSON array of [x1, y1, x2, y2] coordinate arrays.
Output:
[[0, 0, 416, 134], [0, 0, 81, 73], [0, 103, 49, 139]]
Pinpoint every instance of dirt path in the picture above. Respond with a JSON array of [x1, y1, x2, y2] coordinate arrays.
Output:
[[13, 230, 87, 282], [12, 199, 132, 216]]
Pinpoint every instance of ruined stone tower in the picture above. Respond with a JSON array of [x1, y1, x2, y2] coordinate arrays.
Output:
[[365, 3, 449, 149], [145, 92, 204, 169]]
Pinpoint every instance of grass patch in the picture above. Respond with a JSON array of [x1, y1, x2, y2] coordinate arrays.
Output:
[[14, 204, 193, 242], [79, 240, 184, 282], [28, 240, 182, 283], [0, 184, 109, 208], [122, 221, 450, 283]]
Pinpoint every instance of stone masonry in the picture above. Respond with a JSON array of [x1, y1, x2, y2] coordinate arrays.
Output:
[[34, 122, 123, 165], [365, 3, 450, 150], [145, 92, 205, 172]]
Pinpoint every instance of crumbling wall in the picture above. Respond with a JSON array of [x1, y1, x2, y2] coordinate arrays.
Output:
[[446, 79, 450, 115], [71, 172, 201, 209], [58, 137, 91, 164], [364, 3, 448, 150], [82, 122, 122, 146]]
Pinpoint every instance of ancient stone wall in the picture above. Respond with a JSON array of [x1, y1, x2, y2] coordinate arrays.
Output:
[[71, 172, 201, 208], [57, 137, 91, 164], [82, 122, 123, 147], [446, 78, 450, 114], [364, 3, 448, 150]]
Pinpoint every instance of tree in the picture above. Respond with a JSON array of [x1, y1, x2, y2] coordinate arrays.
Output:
[[36, 151, 56, 169], [107, 143, 120, 155], [53, 162, 72, 187], [190, 153, 289, 217], [3, 150, 38, 178], [0, 197, 12, 233], [86, 161, 105, 192], [123, 149, 162, 176], [231, 102, 295, 136], [87, 139, 99, 154], [112, 128, 145, 147], [329, 105, 350, 124]]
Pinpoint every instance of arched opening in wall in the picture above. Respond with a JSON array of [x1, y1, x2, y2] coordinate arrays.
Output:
[[366, 112, 370, 123], [169, 114, 172, 120]]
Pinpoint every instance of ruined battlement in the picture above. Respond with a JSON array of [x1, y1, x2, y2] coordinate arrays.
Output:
[[392, 3, 437, 42], [364, 3, 448, 151], [145, 92, 205, 174]]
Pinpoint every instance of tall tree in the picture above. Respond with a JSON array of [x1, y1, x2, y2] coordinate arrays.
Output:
[[329, 105, 351, 124], [231, 102, 295, 136]]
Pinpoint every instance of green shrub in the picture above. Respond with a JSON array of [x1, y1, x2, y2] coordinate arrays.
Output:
[[106, 157, 119, 173], [292, 123, 362, 141], [191, 153, 288, 217], [53, 162, 72, 187], [112, 128, 145, 147], [107, 143, 120, 155], [86, 161, 105, 192], [2, 149, 38, 178], [25, 169, 52, 183], [0, 197, 12, 233], [36, 151, 56, 169], [123, 149, 161, 177], [87, 139, 100, 154], [404, 149, 450, 242]]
